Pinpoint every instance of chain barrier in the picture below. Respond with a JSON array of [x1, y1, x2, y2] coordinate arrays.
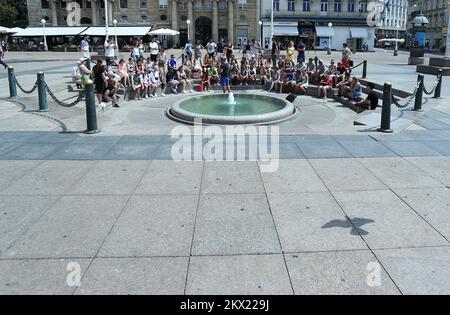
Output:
[[350, 61, 365, 70], [42, 80, 86, 108], [13, 74, 38, 94], [391, 81, 420, 109], [423, 73, 442, 96]]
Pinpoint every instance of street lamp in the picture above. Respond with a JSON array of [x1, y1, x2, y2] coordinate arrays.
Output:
[[270, 2, 274, 47], [41, 19, 48, 51], [186, 19, 191, 41], [113, 19, 118, 54], [328, 22, 333, 55], [104, 0, 109, 38], [394, 24, 400, 56], [258, 21, 263, 49], [446, 9, 450, 58]]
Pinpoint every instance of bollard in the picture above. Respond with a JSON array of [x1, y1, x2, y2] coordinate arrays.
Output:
[[377, 82, 393, 133], [414, 74, 424, 112], [37, 72, 49, 112], [84, 80, 101, 134], [8, 67, 17, 98], [362, 60, 367, 79], [434, 69, 443, 99]]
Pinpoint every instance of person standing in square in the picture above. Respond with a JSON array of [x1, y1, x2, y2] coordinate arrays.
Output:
[[297, 39, 306, 64]]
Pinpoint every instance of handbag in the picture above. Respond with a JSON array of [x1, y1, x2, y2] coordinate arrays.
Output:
[[286, 94, 297, 103]]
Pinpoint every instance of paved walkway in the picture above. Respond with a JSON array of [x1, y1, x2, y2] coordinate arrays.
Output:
[[0, 51, 450, 295]]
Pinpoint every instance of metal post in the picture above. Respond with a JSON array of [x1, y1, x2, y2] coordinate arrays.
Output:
[[328, 34, 331, 55], [7, 67, 17, 98], [84, 80, 101, 134], [104, 0, 109, 38], [394, 27, 399, 56], [414, 74, 424, 112], [362, 60, 367, 79], [445, 8, 450, 58], [378, 82, 393, 133], [42, 22, 48, 51], [434, 69, 443, 99], [37, 72, 48, 112]]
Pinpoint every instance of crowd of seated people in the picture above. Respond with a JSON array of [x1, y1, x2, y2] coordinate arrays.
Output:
[[70, 37, 377, 112]]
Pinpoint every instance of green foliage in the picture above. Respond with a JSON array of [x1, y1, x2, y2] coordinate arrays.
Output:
[[0, 0, 28, 28]]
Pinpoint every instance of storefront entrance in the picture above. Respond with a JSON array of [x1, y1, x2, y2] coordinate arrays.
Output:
[[195, 17, 212, 45]]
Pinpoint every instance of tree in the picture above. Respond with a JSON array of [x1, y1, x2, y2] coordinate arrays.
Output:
[[0, 0, 28, 28], [0, 2, 18, 27]]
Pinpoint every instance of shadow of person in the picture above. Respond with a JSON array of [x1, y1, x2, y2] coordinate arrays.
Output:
[[322, 217, 375, 236]]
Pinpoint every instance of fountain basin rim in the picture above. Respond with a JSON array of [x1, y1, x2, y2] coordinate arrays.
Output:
[[169, 93, 296, 125]]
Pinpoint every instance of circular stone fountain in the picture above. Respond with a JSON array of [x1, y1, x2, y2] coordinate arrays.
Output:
[[168, 93, 296, 125]]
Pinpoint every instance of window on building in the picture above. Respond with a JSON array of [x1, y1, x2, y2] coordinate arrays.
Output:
[[321, 0, 328, 12], [347, 0, 355, 12], [273, 0, 280, 12], [238, 0, 247, 10], [159, 0, 168, 9], [179, 0, 187, 10], [41, 0, 49, 9], [218, 0, 228, 10], [120, 0, 128, 9], [303, 0, 311, 12], [334, 0, 341, 12], [204, 0, 212, 10], [288, 0, 295, 11], [80, 17, 92, 24], [139, 0, 148, 9], [194, 0, 201, 10], [360, 0, 368, 12]]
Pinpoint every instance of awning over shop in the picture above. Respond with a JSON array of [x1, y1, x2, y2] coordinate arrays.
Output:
[[0, 26, 10, 33], [13, 27, 88, 37], [7, 27, 25, 34], [273, 26, 299, 36], [80, 26, 152, 36], [149, 28, 180, 36], [350, 28, 368, 39], [315, 26, 335, 37]]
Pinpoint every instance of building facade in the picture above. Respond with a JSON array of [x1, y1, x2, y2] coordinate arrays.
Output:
[[26, 0, 261, 46], [260, 0, 377, 51], [374, 0, 408, 37], [408, 0, 450, 51]]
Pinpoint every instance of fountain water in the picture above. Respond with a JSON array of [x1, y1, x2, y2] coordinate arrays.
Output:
[[169, 93, 295, 125], [228, 93, 236, 105]]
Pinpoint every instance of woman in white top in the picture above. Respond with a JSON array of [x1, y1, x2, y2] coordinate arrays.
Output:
[[193, 55, 203, 77], [148, 68, 159, 97], [151, 65, 166, 97], [138, 39, 145, 59], [140, 69, 150, 98], [131, 41, 140, 62], [177, 66, 194, 94], [149, 38, 159, 62], [104, 37, 116, 64]]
